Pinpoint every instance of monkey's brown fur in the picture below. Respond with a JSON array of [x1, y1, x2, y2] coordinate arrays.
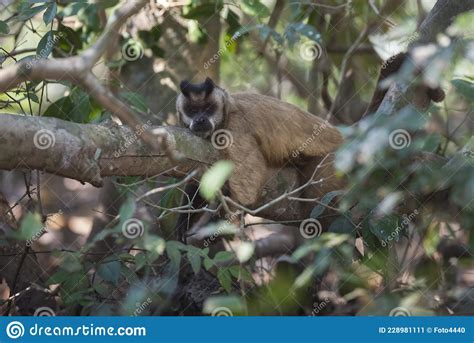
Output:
[[177, 82, 344, 208], [225, 93, 343, 207]]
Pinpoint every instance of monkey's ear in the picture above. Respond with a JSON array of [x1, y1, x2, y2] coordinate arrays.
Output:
[[180, 80, 191, 97], [204, 77, 215, 97]]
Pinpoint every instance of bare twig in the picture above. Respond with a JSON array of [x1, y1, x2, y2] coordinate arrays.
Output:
[[0, 0, 165, 151]]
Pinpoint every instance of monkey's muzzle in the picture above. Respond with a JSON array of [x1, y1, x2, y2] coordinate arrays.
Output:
[[190, 116, 213, 138]]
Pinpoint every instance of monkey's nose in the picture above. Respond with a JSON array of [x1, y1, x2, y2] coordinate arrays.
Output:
[[195, 117, 206, 124], [191, 117, 213, 136]]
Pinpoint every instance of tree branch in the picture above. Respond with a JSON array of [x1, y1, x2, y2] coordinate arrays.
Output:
[[413, 0, 474, 46], [375, 0, 474, 116], [0, 113, 306, 221], [0, 0, 162, 149]]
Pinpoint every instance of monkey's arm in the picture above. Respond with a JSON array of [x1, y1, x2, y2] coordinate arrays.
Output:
[[226, 134, 270, 207]]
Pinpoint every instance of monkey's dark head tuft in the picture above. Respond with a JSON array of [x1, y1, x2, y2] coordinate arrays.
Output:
[[176, 78, 228, 139], [179, 77, 215, 99]]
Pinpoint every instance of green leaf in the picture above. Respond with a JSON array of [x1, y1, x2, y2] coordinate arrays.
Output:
[[200, 160, 234, 201], [54, 25, 83, 57], [310, 190, 344, 218], [43, 87, 93, 123], [240, 0, 270, 18], [143, 235, 166, 257], [120, 91, 149, 113], [0, 20, 9, 34], [237, 24, 283, 45], [166, 241, 182, 271], [78, 4, 100, 31], [97, 260, 121, 285], [43, 95, 74, 120], [203, 257, 214, 270], [69, 87, 92, 123], [14, 213, 43, 241], [284, 23, 320, 47], [18, 4, 48, 21], [150, 45, 165, 58], [116, 197, 136, 228], [228, 265, 240, 278], [182, 3, 222, 19], [328, 215, 354, 235], [187, 251, 201, 275], [226, 9, 241, 35], [369, 215, 400, 243], [135, 253, 147, 270], [187, 20, 207, 44], [217, 268, 232, 292], [61, 1, 88, 17], [61, 253, 83, 273], [28, 91, 40, 103], [421, 134, 442, 152], [294, 265, 316, 288], [46, 269, 70, 285], [92, 282, 111, 297], [59, 272, 90, 306], [213, 251, 234, 263], [228, 265, 252, 281], [423, 222, 440, 257], [36, 31, 55, 59], [451, 78, 474, 101], [43, 2, 57, 25]]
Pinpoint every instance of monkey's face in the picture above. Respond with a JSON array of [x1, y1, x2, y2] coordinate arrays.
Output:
[[176, 78, 227, 139]]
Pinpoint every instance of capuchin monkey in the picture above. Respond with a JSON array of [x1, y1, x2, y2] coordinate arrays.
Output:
[[175, 78, 344, 243], [176, 78, 343, 207]]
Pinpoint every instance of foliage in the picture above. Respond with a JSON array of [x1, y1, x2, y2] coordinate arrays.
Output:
[[0, 0, 473, 316]]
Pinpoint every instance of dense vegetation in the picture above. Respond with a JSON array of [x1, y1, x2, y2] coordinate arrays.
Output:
[[0, 0, 472, 316]]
